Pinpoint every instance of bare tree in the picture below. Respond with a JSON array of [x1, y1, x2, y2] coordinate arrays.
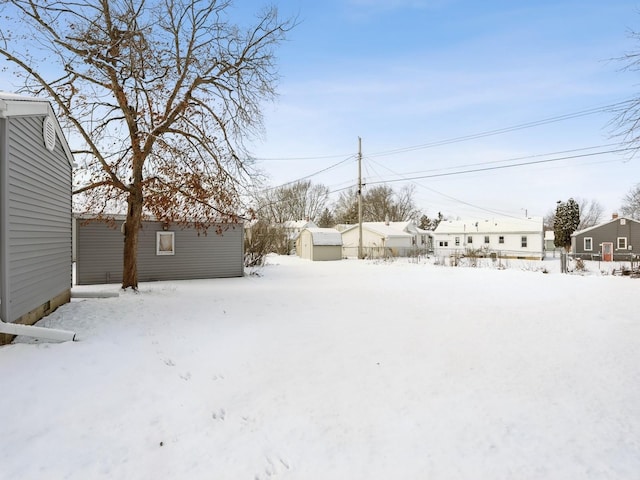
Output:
[[332, 184, 420, 224], [253, 180, 330, 224], [362, 185, 395, 221], [391, 185, 421, 221], [363, 185, 419, 222], [333, 187, 359, 224], [576, 197, 604, 230], [621, 183, 640, 219], [0, 0, 293, 289]]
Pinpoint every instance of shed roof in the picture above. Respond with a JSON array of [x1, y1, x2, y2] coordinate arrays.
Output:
[[305, 228, 343, 246]]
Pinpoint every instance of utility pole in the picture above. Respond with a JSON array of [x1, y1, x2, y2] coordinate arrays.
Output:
[[358, 137, 363, 259]]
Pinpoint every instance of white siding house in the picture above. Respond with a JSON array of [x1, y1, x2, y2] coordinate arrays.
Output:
[[433, 217, 544, 260], [341, 221, 431, 258], [283, 219, 317, 253]]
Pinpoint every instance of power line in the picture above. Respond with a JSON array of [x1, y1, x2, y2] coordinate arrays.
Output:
[[366, 157, 530, 219], [364, 101, 632, 158], [363, 142, 627, 180], [251, 100, 631, 163], [257, 154, 355, 193], [365, 147, 634, 185]]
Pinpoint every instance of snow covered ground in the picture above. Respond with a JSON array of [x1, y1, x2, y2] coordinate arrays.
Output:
[[1, 255, 639, 479]]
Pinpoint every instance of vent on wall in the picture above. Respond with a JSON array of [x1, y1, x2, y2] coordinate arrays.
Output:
[[43, 116, 56, 152]]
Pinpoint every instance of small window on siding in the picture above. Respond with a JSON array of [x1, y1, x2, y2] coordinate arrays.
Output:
[[498, 236, 504, 244], [455, 236, 460, 246], [584, 237, 593, 251], [484, 236, 490, 244], [617, 237, 627, 250], [439, 241, 449, 247], [467, 236, 473, 244], [157, 231, 175, 255], [521, 236, 527, 248]]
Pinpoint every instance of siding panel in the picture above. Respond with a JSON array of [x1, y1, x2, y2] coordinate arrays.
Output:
[[76, 220, 244, 285], [5, 115, 72, 322]]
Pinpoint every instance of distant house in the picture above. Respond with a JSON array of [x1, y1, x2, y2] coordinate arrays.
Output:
[[0, 93, 73, 343], [432, 216, 544, 260], [340, 220, 431, 258], [75, 216, 244, 284], [544, 230, 561, 257], [283, 219, 317, 253], [571, 214, 640, 262], [296, 228, 343, 261]]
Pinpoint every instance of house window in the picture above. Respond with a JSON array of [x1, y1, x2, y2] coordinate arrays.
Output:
[[617, 237, 627, 250], [439, 241, 449, 247], [584, 237, 593, 251], [421, 235, 426, 245], [521, 236, 527, 248], [484, 236, 490, 244], [156, 231, 175, 255], [467, 236, 473, 244], [455, 236, 460, 246], [498, 236, 504, 244], [412, 237, 416, 245]]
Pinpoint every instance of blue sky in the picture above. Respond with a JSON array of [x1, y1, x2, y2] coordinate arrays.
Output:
[[241, 0, 640, 220], [1, 0, 638, 220]]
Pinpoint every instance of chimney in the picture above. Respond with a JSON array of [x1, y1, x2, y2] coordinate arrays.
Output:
[[612, 212, 619, 220]]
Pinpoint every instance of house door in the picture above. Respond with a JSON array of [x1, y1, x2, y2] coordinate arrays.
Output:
[[602, 242, 613, 262]]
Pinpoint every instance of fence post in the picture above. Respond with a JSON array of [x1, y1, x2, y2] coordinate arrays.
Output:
[[560, 252, 567, 273]]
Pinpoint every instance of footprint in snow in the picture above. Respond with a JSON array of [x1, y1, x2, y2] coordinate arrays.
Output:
[[212, 409, 226, 421], [255, 456, 291, 479]]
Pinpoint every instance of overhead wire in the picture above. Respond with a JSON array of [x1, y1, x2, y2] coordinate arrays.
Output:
[[365, 146, 634, 185], [364, 100, 632, 158], [253, 100, 634, 202]]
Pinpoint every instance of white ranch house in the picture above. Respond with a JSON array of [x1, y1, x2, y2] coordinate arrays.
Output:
[[284, 219, 317, 253], [432, 216, 545, 260], [340, 221, 431, 258]]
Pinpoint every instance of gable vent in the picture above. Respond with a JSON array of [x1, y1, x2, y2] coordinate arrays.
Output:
[[43, 116, 56, 152]]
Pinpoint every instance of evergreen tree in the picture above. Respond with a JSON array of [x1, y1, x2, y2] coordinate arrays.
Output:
[[553, 198, 580, 251], [418, 212, 444, 230], [317, 208, 336, 228]]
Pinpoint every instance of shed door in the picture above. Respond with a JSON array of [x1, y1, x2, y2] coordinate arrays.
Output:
[[602, 242, 613, 262]]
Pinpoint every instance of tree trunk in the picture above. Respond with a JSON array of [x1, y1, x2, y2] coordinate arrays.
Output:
[[122, 186, 144, 290]]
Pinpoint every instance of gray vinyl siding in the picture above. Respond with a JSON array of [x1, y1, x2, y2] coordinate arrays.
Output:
[[76, 220, 244, 285], [1, 115, 72, 322], [573, 218, 640, 261]]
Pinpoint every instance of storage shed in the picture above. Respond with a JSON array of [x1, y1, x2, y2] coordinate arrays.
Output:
[[296, 228, 343, 261], [0, 93, 73, 344], [75, 217, 244, 284]]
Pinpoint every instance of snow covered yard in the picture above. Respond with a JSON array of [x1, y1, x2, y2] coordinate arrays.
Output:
[[1, 255, 639, 479]]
